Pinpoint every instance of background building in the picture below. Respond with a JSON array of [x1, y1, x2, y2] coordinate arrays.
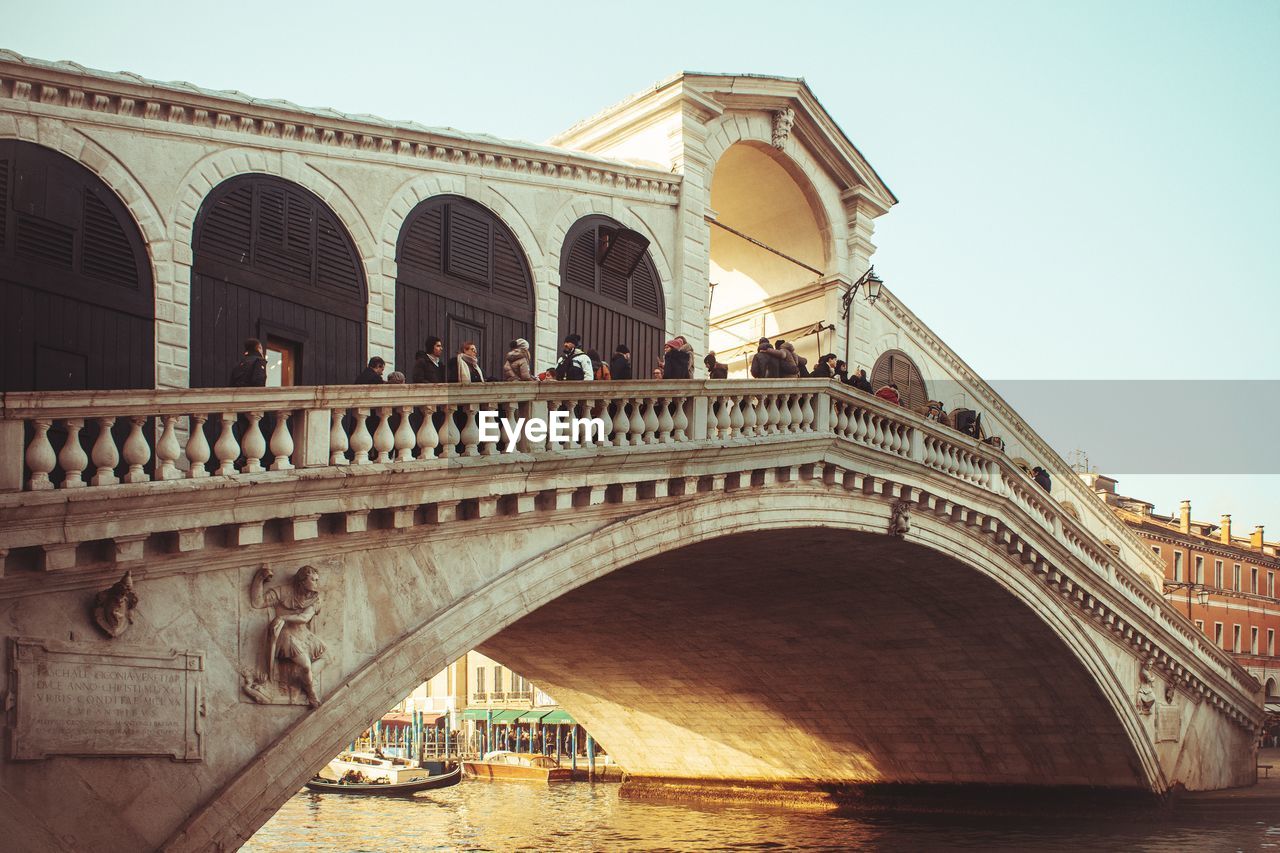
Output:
[[1083, 473, 1280, 716]]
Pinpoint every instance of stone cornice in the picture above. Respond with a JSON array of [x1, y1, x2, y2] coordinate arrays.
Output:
[[873, 287, 1168, 586], [0, 51, 682, 201], [551, 71, 896, 212]]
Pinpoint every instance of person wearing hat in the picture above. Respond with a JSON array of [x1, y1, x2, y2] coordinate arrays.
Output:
[[609, 344, 632, 380], [703, 351, 728, 379], [553, 333, 594, 381], [1032, 465, 1052, 492], [503, 338, 534, 381], [812, 353, 839, 379], [750, 337, 784, 378], [662, 335, 693, 379]]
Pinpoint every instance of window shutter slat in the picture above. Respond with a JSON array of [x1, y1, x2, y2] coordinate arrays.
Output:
[[16, 215, 74, 269], [446, 208, 491, 285], [81, 190, 138, 288]]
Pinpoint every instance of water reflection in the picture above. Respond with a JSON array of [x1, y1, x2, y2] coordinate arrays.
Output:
[[244, 783, 1279, 852]]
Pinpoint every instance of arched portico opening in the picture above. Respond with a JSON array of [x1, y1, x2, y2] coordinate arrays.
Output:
[[708, 142, 832, 376]]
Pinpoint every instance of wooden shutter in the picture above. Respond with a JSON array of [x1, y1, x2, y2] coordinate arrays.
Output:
[[0, 158, 7, 252], [446, 207, 492, 284], [81, 190, 138, 288], [15, 216, 74, 268], [870, 350, 928, 411]]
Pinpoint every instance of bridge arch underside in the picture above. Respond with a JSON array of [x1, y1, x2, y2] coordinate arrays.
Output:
[[482, 527, 1149, 796]]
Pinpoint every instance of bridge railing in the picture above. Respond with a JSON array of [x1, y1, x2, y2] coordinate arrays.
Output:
[[0, 379, 1258, 697]]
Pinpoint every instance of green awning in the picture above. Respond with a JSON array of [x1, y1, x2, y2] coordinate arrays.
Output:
[[461, 708, 490, 720], [517, 710, 551, 723], [490, 709, 524, 723], [538, 710, 575, 725]]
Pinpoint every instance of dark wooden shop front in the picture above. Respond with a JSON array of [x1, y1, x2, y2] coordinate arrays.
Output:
[[190, 174, 367, 388], [396, 195, 535, 382], [558, 215, 664, 378]]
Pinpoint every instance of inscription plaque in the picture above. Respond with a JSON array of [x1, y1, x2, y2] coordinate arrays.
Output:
[[1155, 703, 1181, 743], [8, 637, 204, 761]]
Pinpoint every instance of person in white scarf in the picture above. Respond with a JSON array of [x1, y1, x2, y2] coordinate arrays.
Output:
[[454, 341, 485, 383]]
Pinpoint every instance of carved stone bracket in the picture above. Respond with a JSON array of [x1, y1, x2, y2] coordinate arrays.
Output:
[[771, 107, 795, 149], [92, 570, 138, 638]]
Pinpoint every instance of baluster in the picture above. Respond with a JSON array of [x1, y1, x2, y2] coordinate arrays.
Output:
[[628, 400, 645, 447], [373, 408, 395, 463], [656, 398, 674, 443], [330, 409, 350, 465], [742, 395, 759, 437], [440, 406, 460, 458], [729, 395, 745, 439], [155, 414, 181, 480], [612, 400, 631, 447], [642, 398, 659, 444], [25, 419, 56, 490], [392, 406, 414, 462], [482, 405, 501, 455], [417, 405, 440, 459], [460, 405, 480, 457], [122, 415, 152, 483], [59, 418, 90, 487], [187, 414, 211, 478], [716, 395, 732, 439], [671, 397, 689, 442], [268, 411, 294, 470], [835, 402, 848, 437], [241, 412, 266, 473], [799, 394, 815, 431], [567, 401, 584, 449], [212, 413, 239, 477], [925, 436, 938, 468], [88, 416, 121, 486], [852, 409, 867, 443], [596, 399, 614, 447], [759, 395, 775, 435], [789, 394, 804, 433], [350, 408, 373, 465], [869, 415, 884, 449], [777, 395, 793, 434]]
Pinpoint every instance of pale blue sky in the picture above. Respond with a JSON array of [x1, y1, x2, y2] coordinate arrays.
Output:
[[7, 0, 1278, 529]]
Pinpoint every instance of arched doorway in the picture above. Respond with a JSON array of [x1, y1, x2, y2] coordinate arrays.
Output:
[[396, 195, 535, 381], [707, 142, 830, 375], [191, 174, 366, 387], [0, 140, 154, 391], [871, 349, 928, 411], [558, 215, 664, 377]]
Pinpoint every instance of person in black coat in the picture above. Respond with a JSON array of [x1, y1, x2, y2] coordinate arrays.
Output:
[[847, 368, 874, 393], [1032, 466, 1052, 492], [413, 336, 447, 383], [354, 357, 386, 384], [812, 353, 839, 379], [609, 344, 632, 380], [229, 338, 267, 387], [703, 351, 728, 379], [662, 336, 693, 379], [750, 337, 784, 378]]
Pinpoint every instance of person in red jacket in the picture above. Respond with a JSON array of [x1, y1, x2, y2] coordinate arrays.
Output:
[[875, 382, 901, 405]]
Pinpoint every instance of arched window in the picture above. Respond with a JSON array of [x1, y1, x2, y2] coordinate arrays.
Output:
[[0, 140, 153, 391], [191, 175, 366, 386], [559, 216, 664, 376], [870, 349, 928, 411], [396, 196, 534, 381]]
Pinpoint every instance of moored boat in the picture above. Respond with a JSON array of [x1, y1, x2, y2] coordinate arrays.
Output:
[[462, 750, 572, 782], [322, 751, 427, 784], [305, 764, 462, 795]]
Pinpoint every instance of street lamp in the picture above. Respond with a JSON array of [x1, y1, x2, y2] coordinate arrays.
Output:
[[1163, 580, 1211, 623], [840, 266, 885, 320]]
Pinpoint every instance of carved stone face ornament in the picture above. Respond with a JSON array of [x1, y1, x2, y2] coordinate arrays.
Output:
[[890, 500, 912, 538], [1136, 656, 1157, 716], [772, 107, 795, 149], [93, 571, 139, 638]]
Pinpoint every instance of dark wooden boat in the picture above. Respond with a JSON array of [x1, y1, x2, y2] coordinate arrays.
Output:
[[305, 764, 462, 795]]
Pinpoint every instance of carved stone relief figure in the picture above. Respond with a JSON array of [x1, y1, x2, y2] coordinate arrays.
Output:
[[1136, 656, 1157, 715], [890, 500, 911, 538], [241, 563, 326, 708], [772, 107, 795, 149], [92, 571, 139, 638]]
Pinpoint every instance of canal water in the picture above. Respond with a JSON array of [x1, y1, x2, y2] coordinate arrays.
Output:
[[244, 781, 1280, 851]]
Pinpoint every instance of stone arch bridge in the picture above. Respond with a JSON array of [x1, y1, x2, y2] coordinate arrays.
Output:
[[0, 380, 1264, 851]]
